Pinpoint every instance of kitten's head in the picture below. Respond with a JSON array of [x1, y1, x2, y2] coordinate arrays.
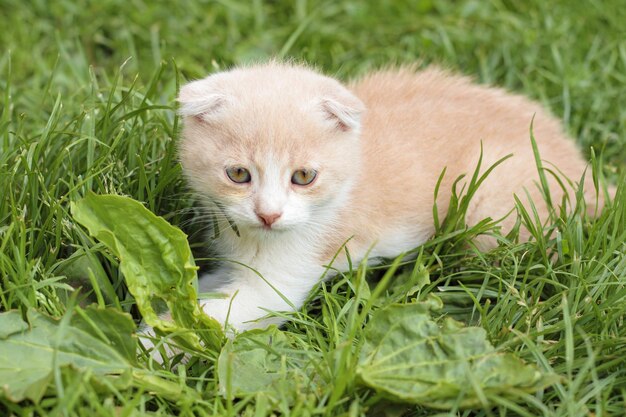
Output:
[[178, 62, 365, 234]]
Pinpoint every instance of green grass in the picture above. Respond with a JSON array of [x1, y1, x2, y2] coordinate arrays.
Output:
[[1, 0, 625, 415]]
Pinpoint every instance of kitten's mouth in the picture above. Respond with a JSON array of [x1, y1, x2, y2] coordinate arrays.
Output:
[[259, 224, 282, 231], [252, 222, 288, 232]]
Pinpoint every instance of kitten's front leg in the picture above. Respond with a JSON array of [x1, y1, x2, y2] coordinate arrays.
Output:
[[138, 266, 315, 364], [198, 265, 312, 332]]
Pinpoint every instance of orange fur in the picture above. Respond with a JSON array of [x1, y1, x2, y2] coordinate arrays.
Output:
[[334, 66, 602, 254]]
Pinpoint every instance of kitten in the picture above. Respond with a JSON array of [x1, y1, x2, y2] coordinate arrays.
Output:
[[177, 61, 605, 332]]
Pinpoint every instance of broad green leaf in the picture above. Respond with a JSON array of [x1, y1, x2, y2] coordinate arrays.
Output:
[[71, 306, 138, 365], [0, 311, 29, 339], [0, 309, 132, 403], [218, 326, 319, 403], [0, 308, 198, 404], [357, 302, 553, 409], [71, 193, 223, 352]]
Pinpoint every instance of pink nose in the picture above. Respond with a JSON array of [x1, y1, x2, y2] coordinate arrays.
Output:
[[256, 212, 282, 227]]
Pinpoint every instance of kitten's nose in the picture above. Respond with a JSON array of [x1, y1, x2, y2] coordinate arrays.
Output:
[[256, 212, 282, 227]]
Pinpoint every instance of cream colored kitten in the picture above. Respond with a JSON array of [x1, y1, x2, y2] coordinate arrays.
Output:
[[178, 61, 604, 332]]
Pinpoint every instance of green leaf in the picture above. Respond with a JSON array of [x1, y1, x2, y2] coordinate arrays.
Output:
[[0, 308, 199, 404], [0, 309, 132, 403], [70, 305, 138, 365], [218, 326, 319, 403], [71, 193, 223, 352], [357, 303, 553, 410], [0, 311, 29, 339]]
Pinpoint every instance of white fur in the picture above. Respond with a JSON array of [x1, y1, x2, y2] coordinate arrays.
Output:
[[197, 152, 346, 331], [197, 226, 329, 331]]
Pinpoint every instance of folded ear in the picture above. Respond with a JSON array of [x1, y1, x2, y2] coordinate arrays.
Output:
[[321, 94, 365, 133], [177, 79, 227, 123]]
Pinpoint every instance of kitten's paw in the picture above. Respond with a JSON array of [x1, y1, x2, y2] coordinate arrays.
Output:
[[199, 295, 285, 334], [197, 268, 294, 332]]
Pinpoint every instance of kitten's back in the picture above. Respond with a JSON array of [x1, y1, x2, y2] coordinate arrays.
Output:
[[341, 67, 595, 251]]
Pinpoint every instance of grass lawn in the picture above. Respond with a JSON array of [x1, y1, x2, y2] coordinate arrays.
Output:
[[1, 0, 625, 415]]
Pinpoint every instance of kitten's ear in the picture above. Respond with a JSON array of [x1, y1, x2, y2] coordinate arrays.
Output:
[[321, 94, 365, 133], [177, 79, 227, 123]]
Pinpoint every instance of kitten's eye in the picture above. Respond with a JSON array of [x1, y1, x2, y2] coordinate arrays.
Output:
[[225, 166, 251, 184], [291, 169, 317, 186]]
